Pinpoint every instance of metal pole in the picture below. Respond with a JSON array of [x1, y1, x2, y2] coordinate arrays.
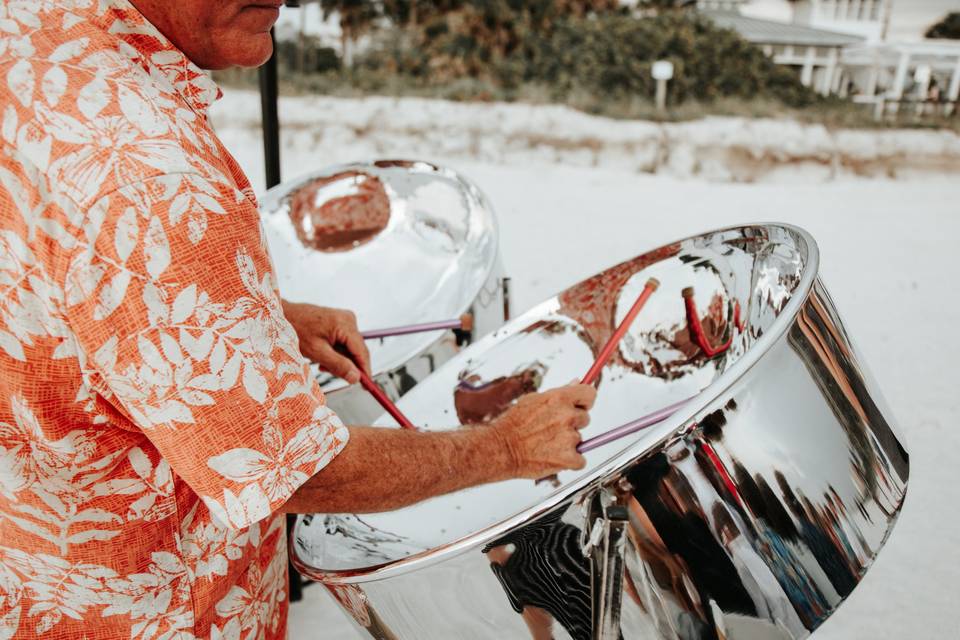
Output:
[[655, 78, 667, 112], [259, 25, 299, 601], [258, 29, 282, 189]]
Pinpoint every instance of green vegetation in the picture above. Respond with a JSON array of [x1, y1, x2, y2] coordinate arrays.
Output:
[[362, 12, 818, 108], [213, 2, 958, 130], [277, 3, 819, 108], [926, 13, 960, 40]]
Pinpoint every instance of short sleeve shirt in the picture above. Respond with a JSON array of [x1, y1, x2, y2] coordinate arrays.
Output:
[[0, 2, 348, 638]]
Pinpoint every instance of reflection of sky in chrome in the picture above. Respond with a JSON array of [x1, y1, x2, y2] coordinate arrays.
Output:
[[719, 344, 856, 504], [312, 228, 820, 569], [261, 163, 498, 380]]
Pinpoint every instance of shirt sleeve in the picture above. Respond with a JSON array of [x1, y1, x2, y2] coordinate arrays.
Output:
[[64, 173, 349, 530]]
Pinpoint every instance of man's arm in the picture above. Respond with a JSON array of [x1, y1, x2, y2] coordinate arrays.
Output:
[[283, 384, 596, 514], [282, 426, 509, 513]]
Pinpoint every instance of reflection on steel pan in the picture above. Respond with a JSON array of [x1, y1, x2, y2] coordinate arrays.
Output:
[[292, 224, 908, 639], [260, 160, 509, 424]]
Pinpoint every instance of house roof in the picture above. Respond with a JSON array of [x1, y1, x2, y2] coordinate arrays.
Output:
[[842, 41, 960, 69], [701, 10, 866, 47]]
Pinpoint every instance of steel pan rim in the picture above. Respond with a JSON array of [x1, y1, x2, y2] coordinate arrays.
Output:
[[293, 222, 820, 585], [261, 159, 502, 390]]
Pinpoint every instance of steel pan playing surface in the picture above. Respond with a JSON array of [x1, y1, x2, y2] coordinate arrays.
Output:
[[292, 224, 908, 640]]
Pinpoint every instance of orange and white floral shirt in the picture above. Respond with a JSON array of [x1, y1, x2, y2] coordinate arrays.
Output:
[[0, 1, 349, 638]]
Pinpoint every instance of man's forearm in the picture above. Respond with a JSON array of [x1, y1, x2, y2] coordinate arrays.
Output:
[[282, 426, 516, 514]]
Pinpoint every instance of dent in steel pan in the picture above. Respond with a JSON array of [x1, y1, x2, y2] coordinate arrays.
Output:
[[260, 160, 507, 424], [292, 224, 909, 640]]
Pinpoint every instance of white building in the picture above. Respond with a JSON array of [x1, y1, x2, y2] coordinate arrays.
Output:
[[699, 0, 960, 109], [841, 39, 960, 107], [699, 0, 866, 95], [791, 0, 892, 43]]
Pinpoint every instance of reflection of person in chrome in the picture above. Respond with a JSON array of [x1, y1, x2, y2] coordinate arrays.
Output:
[[712, 505, 806, 638], [626, 453, 761, 630], [0, 3, 596, 638], [484, 507, 595, 640]]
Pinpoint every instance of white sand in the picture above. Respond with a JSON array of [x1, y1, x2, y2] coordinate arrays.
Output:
[[210, 91, 960, 639]]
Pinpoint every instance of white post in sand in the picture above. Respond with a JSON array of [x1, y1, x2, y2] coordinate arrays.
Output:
[[652, 60, 674, 113]]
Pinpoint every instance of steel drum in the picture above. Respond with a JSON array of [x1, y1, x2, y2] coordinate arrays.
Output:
[[292, 224, 909, 640], [261, 160, 509, 424]]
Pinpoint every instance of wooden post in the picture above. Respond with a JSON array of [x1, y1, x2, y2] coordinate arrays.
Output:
[[822, 47, 839, 95], [947, 55, 960, 116], [891, 51, 910, 98], [889, 50, 910, 115]]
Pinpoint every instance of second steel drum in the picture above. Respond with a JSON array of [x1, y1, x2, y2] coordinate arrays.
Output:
[[292, 224, 908, 640], [260, 160, 509, 424]]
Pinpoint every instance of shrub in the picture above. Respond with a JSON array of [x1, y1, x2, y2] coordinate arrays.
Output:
[[352, 10, 818, 108]]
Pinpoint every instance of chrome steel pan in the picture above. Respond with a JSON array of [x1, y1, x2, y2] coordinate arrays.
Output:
[[292, 224, 909, 640], [260, 160, 508, 424]]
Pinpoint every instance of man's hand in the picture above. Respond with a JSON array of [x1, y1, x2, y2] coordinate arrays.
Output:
[[281, 301, 371, 384], [489, 384, 597, 479], [284, 384, 598, 515]]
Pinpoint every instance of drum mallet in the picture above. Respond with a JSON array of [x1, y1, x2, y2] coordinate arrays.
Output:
[[335, 344, 418, 430], [577, 398, 690, 453], [361, 314, 473, 340], [536, 278, 659, 485], [357, 369, 417, 430], [581, 278, 659, 386], [683, 287, 732, 358]]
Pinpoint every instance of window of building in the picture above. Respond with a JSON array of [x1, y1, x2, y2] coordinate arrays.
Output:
[[820, 0, 836, 20]]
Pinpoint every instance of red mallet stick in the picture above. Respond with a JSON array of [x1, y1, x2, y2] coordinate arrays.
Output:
[[581, 278, 660, 386], [733, 300, 746, 333], [358, 369, 416, 430], [683, 287, 732, 358]]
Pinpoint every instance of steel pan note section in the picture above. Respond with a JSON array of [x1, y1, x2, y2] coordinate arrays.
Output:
[[292, 224, 909, 640], [260, 160, 504, 423]]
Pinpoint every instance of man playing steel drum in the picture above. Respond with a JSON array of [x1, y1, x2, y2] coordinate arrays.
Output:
[[0, 2, 595, 638]]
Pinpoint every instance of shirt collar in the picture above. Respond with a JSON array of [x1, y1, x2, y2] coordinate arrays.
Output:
[[96, 0, 223, 115]]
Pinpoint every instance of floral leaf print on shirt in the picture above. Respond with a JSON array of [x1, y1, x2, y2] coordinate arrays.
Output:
[[0, 1, 349, 638]]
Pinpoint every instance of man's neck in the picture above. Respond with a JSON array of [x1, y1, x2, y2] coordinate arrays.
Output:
[[127, 0, 207, 69]]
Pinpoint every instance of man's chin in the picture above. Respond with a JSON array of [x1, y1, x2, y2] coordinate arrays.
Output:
[[242, 42, 276, 69], [199, 37, 274, 70]]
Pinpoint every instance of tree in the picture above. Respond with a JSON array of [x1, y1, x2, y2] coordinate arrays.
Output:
[[381, 0, 444, 27], [926, 12, 960, 39], [320, 0, 381, 66], [634, 0, 698, 13]]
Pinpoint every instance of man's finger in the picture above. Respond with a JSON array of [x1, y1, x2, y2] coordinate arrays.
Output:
[[341, 329, 372, 376], [558, 384, 597, 410], [569, 410, 590, 431], [566, 453, 587, 471], [315, 342, 361, 384]]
